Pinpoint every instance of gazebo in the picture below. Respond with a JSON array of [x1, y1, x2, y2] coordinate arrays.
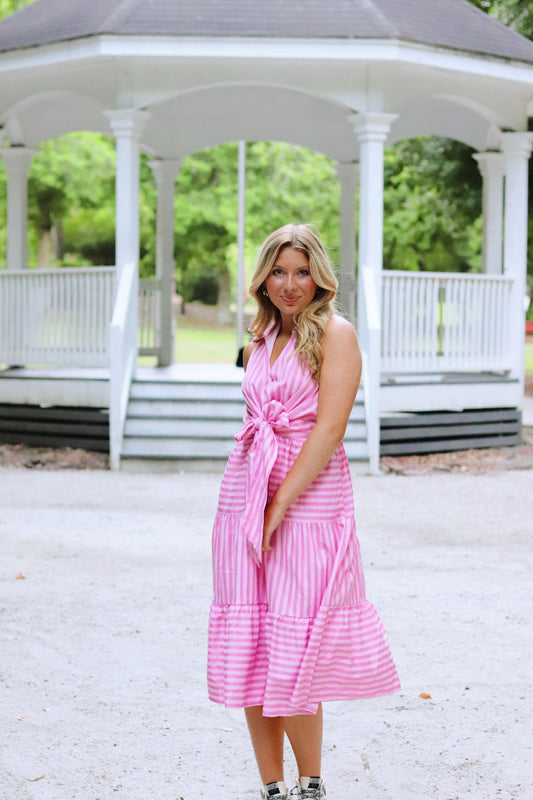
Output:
[[0, 0, 532, 471]]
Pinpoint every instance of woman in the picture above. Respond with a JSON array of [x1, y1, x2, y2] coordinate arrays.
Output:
[[207, 224, 400, 800]]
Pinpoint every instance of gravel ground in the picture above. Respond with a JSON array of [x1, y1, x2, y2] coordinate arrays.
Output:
[[0, 466, 531, 800]]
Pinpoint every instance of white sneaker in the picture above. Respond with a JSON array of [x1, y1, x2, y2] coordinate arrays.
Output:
[[261, 781, 291, 800], [297, 777, 326, 800]]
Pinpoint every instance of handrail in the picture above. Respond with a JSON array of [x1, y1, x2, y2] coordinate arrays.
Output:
[[109, 260, 137, 470], [360, 266, 381, 475]]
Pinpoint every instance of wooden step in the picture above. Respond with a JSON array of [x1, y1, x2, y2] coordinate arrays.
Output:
[[129, 380, 243, 401], [122, 380, 368, 464], [127, 399, 245, 419]]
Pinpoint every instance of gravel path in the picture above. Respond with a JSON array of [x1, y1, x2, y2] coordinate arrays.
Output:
[[1, 467, 531, 800]]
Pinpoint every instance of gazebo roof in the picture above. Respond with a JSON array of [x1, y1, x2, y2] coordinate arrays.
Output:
[[1, 0, 533, 65]]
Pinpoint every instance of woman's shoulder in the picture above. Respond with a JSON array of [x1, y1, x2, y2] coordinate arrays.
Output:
[[323, 314, 357, 345]]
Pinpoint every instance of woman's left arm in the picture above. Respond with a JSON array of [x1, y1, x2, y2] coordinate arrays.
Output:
[[263, 316, 362, 551]]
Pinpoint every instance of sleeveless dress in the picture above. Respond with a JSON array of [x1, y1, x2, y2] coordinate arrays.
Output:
[[207, 324, 400, 717]]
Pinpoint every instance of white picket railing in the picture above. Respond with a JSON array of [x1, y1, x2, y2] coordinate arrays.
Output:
[[382, 271, 513, 373], [109, 261, 138, 470], [0, 267, 116, 367]]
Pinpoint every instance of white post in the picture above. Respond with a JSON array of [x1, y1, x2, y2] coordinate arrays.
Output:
[[336, 161, 358, 325], [104, 109, 149, 375], [236, 140, 246, 353], [0, 146, 36, 270], [351, 113, 397, 315], [501, 131, 533, 394], [351, 112, 396, 475], [473, 152, 505, 274], [148, 158, 181, 366], [105, 109, 150, 277]]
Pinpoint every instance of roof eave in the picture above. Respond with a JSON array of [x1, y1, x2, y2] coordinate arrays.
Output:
[[0, 34, 532, 84]]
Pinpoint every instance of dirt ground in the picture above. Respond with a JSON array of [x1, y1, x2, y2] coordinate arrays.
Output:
[[1, 466, 531, 800]]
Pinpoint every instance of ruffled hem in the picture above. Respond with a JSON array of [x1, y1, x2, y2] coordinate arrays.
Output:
[[208, 601, 400, 717]]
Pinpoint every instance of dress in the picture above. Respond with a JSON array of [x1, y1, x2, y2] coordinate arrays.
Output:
[[207, 323, 400, 717]]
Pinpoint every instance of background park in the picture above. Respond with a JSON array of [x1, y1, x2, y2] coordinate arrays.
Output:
[[0, 3, 532, 800], [1, 0, 532, 370]]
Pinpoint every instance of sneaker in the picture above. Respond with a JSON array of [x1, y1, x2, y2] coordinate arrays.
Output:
[[261, 781, 290, 800], [297, 777, 326, 800]]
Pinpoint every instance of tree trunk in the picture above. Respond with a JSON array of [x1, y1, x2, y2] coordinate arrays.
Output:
[[52, 219, 64, 261], [217, 267, 233, 325], [37, 229, 53, 268]]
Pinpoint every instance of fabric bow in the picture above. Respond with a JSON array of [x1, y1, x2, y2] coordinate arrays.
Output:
[[234, 400, 292, 566]]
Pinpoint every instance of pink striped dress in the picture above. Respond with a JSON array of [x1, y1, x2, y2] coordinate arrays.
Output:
[[207, 323, 400, 717]]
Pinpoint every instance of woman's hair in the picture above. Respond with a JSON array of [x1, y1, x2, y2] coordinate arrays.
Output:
[[249, 223, 338, 380]]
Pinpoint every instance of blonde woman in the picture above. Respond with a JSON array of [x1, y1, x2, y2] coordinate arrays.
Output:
[[208, 224, 400, 800]]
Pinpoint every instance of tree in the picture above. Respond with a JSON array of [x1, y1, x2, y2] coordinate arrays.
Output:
[[468, 1, 533, 38]]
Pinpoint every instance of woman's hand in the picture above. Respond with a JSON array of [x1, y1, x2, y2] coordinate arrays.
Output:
[[262, 498, 286, 552]]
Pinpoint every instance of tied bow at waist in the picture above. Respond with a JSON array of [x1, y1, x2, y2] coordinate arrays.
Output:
[[234, 400, 310, 566]]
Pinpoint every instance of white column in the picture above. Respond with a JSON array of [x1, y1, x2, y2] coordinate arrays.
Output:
[[473, 152, 505, 274], [351, 113, 397, 316], [105, 109, 150, 276], [501, 131, 533, 392], [336, 161, 359, 325], [237, 140, 246, 352], [0, 146, 36, 270], [148, 158, 181, 366]]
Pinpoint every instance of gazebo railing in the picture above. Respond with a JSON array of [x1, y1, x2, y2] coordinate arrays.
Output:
[[109, 260, 138, 470], [0, 267, 116, 367], [382, 271, 514, 373]]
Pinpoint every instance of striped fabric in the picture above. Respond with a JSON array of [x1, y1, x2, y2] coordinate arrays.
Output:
[[208, 323, 400, 717]]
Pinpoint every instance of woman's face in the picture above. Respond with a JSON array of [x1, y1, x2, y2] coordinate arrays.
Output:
[[264, 246, 317, 321]]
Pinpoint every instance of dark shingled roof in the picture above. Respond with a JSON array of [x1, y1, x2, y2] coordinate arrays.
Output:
[[1, 0, 533, 64]]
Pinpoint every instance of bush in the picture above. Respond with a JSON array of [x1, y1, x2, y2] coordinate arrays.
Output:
[[185, 269, 219, 305]]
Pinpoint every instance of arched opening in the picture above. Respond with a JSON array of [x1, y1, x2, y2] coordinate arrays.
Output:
[[383, 135, 482, 274], [168, 139, 341, 365]]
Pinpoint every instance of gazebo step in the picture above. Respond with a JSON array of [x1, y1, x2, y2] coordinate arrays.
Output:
[[121, 378, 368, 465], [127, 398, 245, 419], [130, 379, 244, 402]]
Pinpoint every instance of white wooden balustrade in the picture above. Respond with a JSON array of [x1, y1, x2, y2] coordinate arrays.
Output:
[[109, 260, 138, 469], [382, 271, 513, 373], [0, 267, 116, 367]]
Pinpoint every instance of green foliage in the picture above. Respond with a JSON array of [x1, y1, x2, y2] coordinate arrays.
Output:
[[0, 0, 34, 18], [383, 137, 482, 272], [468, 1, 533, 38], [172, 142, 340, 303], [27, 133, 116, 265]]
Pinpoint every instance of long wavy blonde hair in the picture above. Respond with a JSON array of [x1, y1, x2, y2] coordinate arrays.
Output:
[[249, 224, 338, 380]]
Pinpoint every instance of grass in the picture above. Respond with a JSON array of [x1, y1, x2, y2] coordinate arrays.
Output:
[[525, 341, 533, 372], [175, 326, 241, 363]]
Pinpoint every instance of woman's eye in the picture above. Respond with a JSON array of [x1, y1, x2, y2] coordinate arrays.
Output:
[[299, 269, 310, 276], [272, 268, 283, 276]]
